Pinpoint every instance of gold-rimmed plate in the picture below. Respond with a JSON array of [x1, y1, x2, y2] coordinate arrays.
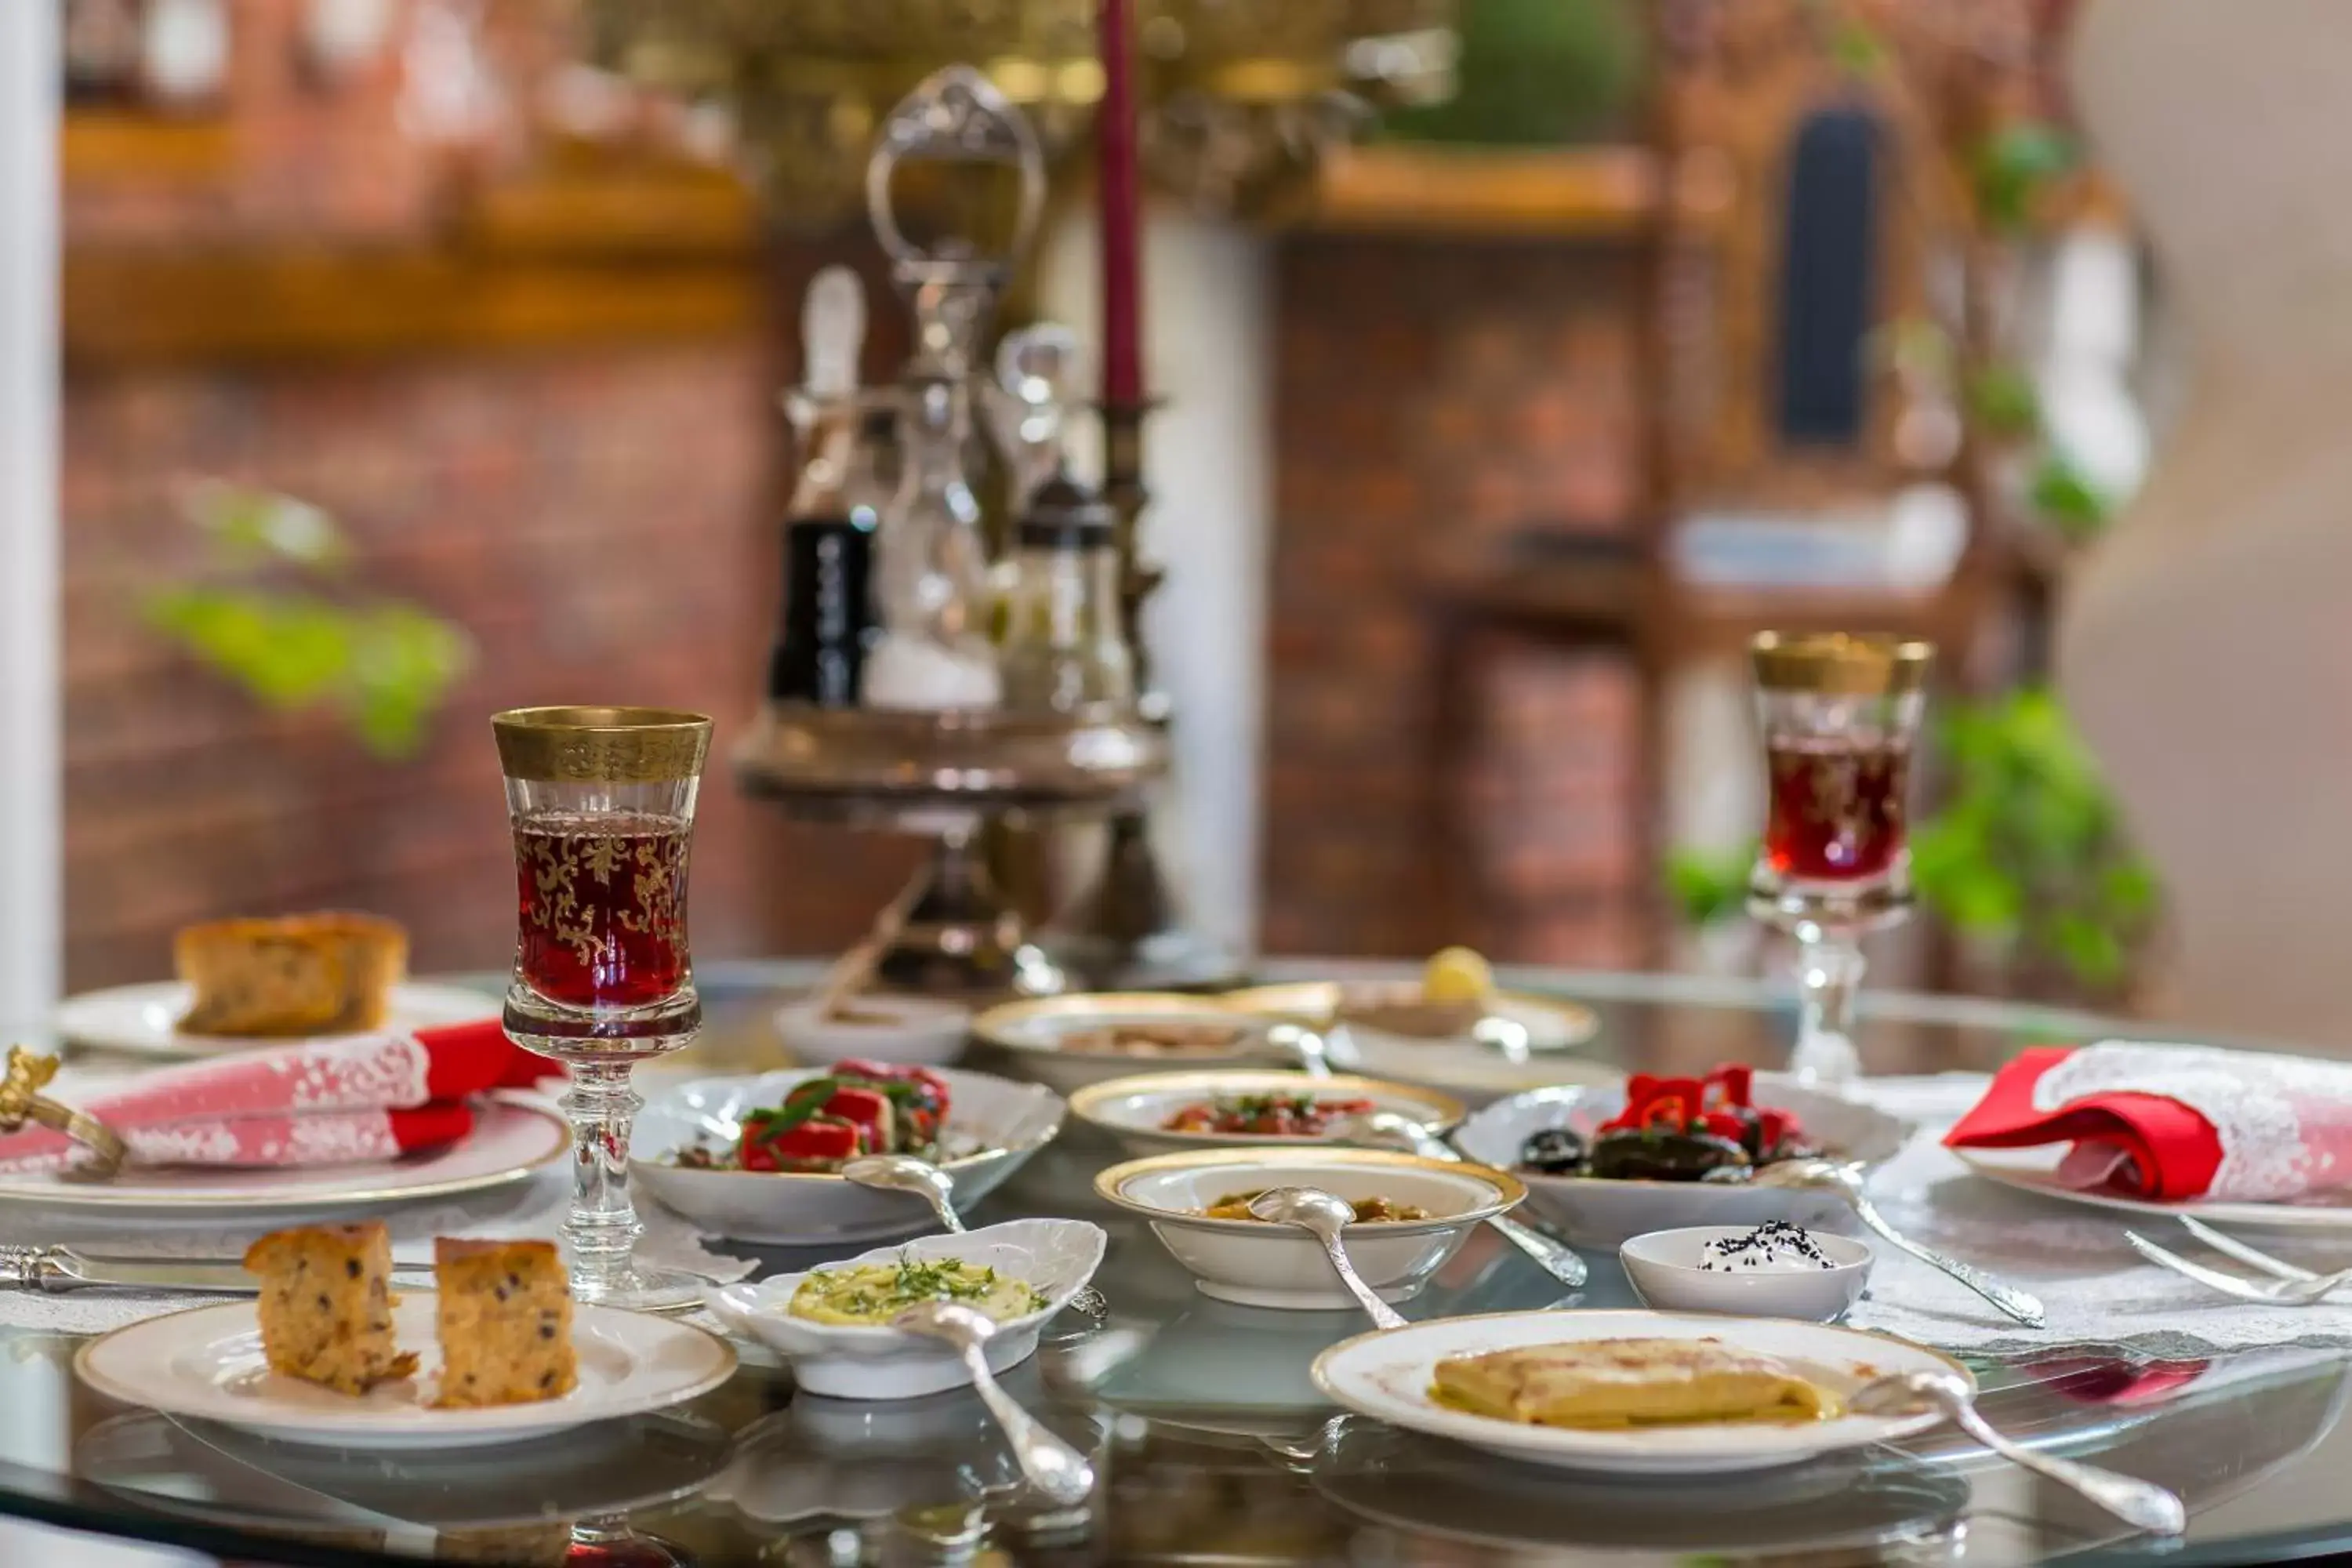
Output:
[[55, 981, 499, 1061], [1095, 1146, 1525, 1311], [0, 1097, 568, 1220], [1068, 1069, 1466, 1159], [971, 992, 1278, 1094], [1224, 981, 1605, 1105]]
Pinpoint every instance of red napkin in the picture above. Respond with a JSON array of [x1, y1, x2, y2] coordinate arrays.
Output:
[[1945, 1043, 2352, 1203], [0, 1021, 557, 1174]]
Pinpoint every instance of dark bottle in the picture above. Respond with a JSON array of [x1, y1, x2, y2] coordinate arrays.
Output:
[[768, 408, 891, 706]]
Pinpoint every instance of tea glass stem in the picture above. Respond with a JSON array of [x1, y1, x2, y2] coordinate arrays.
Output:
[[561, 1060, 648, 1297], [1791, 924, 1865, 1090]]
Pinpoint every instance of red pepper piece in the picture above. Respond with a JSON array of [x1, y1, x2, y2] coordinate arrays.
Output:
[[822, 1087, 897, 1154], [1699, 1109, 1748, 1144], [767, 1116, 860, 1167], [1703, 1064, 1755, 1111]]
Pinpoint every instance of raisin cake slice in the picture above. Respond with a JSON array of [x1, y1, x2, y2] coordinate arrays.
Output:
[[431, 1238, 576, 1407], [241, 1221, 419, 1395], [176, 912, 408, 1036]]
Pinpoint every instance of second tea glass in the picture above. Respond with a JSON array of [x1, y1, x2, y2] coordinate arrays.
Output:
[[494, 705, 713, 1312], [1748, 633, 1933, 1090]]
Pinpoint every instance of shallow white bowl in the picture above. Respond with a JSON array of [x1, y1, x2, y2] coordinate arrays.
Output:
[[633, 1066, 1064, 1244], [1069, 1069, 1465, 1160], [1619, 1225, 1873, 1322], [775, 995, 972, 1069], [1095, 1147, 1523, 1310], [705, 1218, 1106, 1402], [1452, 1074, 1911, 1248], [971, 993, 1281, 1095]]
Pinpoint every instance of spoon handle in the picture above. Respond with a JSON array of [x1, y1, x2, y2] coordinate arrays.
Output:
[[1950, 1400, 2184, 1536], [1311, 1227, 1407, 1330], [1484, 1214, 1590, 1290], [947, 1337, 1096, 1506], [929, 1193, 967, 1234], [1847, 1188, 2046, 1327]]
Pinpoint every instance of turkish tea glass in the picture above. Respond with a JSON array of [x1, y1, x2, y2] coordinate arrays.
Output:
[[1748, 633, 1933, 1090], [494, 706, 713, 1312]]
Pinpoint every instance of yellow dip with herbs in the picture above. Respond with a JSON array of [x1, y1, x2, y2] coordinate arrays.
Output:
[[789, 1254, 1050, 1327]]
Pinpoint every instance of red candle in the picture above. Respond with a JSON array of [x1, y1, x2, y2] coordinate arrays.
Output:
[[1098, 0, 1144, 407]]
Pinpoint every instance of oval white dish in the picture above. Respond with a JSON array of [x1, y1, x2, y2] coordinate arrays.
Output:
[[1311, 1308, 1967, 1475], [54, 980, 497, 1060], [1069, 1069, 1465, 1160], [74, 1295, 735, 1452], [631, 1065, 1065, 1245], [1452, 1074, 1911, 1248], [775, 995, 972, 1069], [1223, 979, 1606, 1104], [706, 1218, 1107, 1401], [1619, 1225, 1874, 1322], [1094, 1147, 1523, 1310]]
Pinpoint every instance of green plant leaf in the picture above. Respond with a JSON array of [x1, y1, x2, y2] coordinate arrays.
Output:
[[1966, 362, 2042, 441], [1665, 844, 1755, 929], [2027, 452, 2114, 543], [1973, 122, 2077, 234]]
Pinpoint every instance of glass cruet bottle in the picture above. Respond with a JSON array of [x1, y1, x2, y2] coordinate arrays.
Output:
[[862, 373, 1003, 711], [998, 467, 1134, 716]]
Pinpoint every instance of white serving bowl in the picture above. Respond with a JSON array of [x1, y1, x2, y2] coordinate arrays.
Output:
[[706, 1218, 1105, 1401], [1095, 1147, 1523, 1310], [971, 993, 1281, 1095], [633, 1066, 1064, 1244], [1452, 1074, 1911, 1248], [775, 995, 972, 1069], [1619, 1225, 1874, 1323], [1069, 1069, 1466, 1160], [701, 1222, 1105, 1401]]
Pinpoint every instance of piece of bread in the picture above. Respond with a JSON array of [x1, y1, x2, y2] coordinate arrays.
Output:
[[241, 1222, 419, 1395], [176, 913, 408, 1037], [431, 1238, 576, 1408]]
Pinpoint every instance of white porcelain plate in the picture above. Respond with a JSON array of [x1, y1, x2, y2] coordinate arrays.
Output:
[[0, 1098, 568, 1220], [632, 1066, 1065, 1244], [1069, 1069, 1465, 1160], [75, 1295, 737, 1451], [1955, 1144, 2352, 1231], [1311, 1308, 1967, 1475], [55, 982, 498, 1060], [1225, 981, 1606, 1103]]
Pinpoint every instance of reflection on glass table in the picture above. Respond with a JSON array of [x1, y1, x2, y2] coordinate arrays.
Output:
[[11, 960, 2352, 1568]]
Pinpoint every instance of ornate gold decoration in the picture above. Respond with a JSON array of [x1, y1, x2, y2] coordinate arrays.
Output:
[[516, 820, 689, 974], [491, 706, 713, 784], [582, 0, 1457, 225], [1750, 632, 1933, 696], [0, 1047, 127, 1179]]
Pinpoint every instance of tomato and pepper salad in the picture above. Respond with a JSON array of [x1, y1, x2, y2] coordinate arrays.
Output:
[[670, 1061, 951, 1173]]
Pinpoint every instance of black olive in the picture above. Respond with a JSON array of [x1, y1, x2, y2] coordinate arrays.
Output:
[[1588, 1127, 1753, 1181], [1519, 1126, 1588, 1175]]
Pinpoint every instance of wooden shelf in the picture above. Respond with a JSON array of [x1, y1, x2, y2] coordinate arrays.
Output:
[[1271, 143, 1730, 240], [63, 110, 235, 183]]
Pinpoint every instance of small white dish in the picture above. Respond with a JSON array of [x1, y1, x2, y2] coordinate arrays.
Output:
[[74, 1295, 736, 1451], [632, 1066, 1064, 1245], [1310, 1308, 1968, 1475], [775, 995, 972, 1069], [1068, 1069, 1465, 1160], [1094, 1147, 1523, 1310], [1452, 1074, 1911, 1247], [705, 1218, 1106, 1401], [1619, 1225, 1873, 1322], [54, 980, 498, 1060], [971, 993, 1279, 1095], [0, 1098, 568, 1221]]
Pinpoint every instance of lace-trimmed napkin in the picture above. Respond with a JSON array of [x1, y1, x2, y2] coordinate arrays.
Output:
[[1847, 1074, 2352, 1359]]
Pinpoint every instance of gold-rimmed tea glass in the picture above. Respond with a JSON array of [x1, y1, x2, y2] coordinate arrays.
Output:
[[495, 706, 713, 1312], [1747, 634, 1933, 1090]]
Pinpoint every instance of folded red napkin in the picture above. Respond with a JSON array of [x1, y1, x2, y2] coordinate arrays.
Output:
[[0, 1020, 556, 1174], [1945, 1042, 2352, 1203]]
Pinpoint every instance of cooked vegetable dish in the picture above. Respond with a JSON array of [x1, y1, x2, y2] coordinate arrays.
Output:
[[1517, 1065, 1817, 1184], [1198, 1189, 1434, 1223], [1062, 1022, 1246, 1056], [1162, 1092, 1375, 1136], [670, 1060, 949, 1174]]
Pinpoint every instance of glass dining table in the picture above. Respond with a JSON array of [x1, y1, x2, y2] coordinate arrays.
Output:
[[8, 960, 2352, 1568]]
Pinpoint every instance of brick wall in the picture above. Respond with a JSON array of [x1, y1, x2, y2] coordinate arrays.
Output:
[[1261, 236, 1649, 964], [57, 4, 919, 990]]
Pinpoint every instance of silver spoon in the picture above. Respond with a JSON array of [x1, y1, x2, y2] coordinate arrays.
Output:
[[1755, 1158, 2045, 1327], [1264, 1021, 1338, 1079], [1327, 1111, 1587, 1290], [893, 1301, 1095, 1506], [1852, 1369, 2185, 1537], [1245, 1186, 1407, 1329], [843, 1153, 963, 1232]]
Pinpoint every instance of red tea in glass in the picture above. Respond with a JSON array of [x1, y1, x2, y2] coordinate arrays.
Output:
[[514, 810, 691, 1009], [1764, 732, 1911, 883]]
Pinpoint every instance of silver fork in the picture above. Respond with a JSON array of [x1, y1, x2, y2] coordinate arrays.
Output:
[[2125, 1226, 2352, 1305]]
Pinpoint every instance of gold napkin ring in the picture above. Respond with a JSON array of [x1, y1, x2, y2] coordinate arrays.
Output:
[[0, 1047, 126, 1179]]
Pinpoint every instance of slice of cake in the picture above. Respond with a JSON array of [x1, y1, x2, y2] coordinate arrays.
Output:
[[431, 1239, 576, 1407], [176, 912, 408, 1036], [242, 1222, 419, 1395]]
